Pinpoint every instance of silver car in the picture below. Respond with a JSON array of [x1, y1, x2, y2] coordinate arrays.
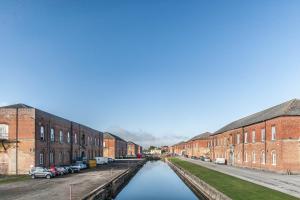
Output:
[[29, 167, 54, 179]]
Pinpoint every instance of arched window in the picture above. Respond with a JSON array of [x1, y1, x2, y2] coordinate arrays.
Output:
[[67, 132, 70, 143], [261, 151, 265, 164], [40, 126, 45, 140], [49, 151, 54, 164], [237, 152, 240, 161], [271, 151, 276, 165], [252, 151, 256, 163], [244, 132, 248, 143], [0, 124, 9, 139]]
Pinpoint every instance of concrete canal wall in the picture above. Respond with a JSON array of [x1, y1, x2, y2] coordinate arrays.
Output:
[[82, 159, 146, 200], [166, 159, 231, 200]]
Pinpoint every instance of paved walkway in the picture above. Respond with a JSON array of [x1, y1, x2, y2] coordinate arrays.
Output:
[[180, 157, 300, 198], [0, 160, 141, 200]]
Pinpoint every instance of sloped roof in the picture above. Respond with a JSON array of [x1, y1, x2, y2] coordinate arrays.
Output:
[[172, 141, 186, 147], [103, 132, 127, 142], [214, 99, 300, 135], [0, 104, 33, 109], [188, 132, 212, 141]]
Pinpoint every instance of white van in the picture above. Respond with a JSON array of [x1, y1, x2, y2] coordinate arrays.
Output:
[[215, 158, 226, 165], [95, 157, 108, 165]]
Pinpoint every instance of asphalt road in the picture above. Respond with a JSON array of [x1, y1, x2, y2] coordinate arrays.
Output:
[[180, 157, 300, 198], [0, 160, 142, 200]]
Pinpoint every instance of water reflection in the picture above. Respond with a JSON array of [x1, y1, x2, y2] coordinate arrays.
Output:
[[115, 160, 199, 200]]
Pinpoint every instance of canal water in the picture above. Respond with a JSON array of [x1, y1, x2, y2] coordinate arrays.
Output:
[[115, 160, 199, 200]]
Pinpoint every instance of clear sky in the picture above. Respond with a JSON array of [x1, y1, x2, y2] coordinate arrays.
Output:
[[1, 1, 300, 147]]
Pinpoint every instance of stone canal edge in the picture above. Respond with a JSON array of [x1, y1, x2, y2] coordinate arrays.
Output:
[[82, 159, 147, 200], [165, 159, 231, 200]]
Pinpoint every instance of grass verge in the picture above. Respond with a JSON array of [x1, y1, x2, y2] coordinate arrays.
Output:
[[169, 157, 298, 200], [0, 175, 30, 184]]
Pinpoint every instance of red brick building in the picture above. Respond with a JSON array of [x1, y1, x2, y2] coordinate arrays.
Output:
[[0, 104, 103, 175], [209, 99, 300, 173], [103, 132, 127, 159], [127, 141, 139, 157], [171, 141, 186, 156], [185, 132, 211, 158]]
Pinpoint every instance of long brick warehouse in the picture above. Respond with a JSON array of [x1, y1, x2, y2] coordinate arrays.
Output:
[[0, 104, 103, 175]]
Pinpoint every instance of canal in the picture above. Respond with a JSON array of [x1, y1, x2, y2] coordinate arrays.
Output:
[[115, 160, 200, 200]]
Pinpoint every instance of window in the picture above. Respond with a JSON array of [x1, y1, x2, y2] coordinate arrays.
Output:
[[88, 136, 90, 145], [40, 126, 45, 140], [103, 141, 106, 148], [261, 151, 265, 164], [74, 133, 77, 144], [244, 132, 248, 143], [271, 151, 276, 165], [59, 152, 63, 163], [50, 128, 55, 142], [94, 138, 97, 146], [237, 134, 240, 144], [59, 131, 63, 143], [50, 152, 54, 164], [271, 126, 276, 141], [0, 124, 9, 139], [252, 131, 256, 143], [261, 128, 265, 142], [237, 152, 240, 161], [252, 151, 256, 163], [39, 153, 44, 165], [67, 132, 70, 143], [245, 152, 248, 162]]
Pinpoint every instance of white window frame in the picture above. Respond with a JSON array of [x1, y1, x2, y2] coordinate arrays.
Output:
[[40, 126, 45, 141], [245, 152, 248, 162], [74, 133, 77, 144], [261, 128, 265, 142], [50, 128, 55, 142], [50, 152, 54, 164], [244, 132, 248, 144], [67, 132, 70, 143], [252, 130, 256, 143], [39, 153, 44, 165], [271, 126, 276, 141], [261, 151, 265, 164], [59, 131, 63, 143], [252, 151, 256, 163], [271, 151, 277, 165], [0, 124, 9, 139], [237, 134, 240, 144]]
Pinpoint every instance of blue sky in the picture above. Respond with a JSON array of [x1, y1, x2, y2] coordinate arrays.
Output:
[[1, 1, 300, 147]]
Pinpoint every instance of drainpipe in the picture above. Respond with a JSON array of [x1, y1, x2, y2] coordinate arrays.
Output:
[[70, 122, 73, 163], [16, 108, 19, 175]]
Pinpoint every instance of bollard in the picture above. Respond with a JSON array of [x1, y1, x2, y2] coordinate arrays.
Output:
[[69, 184, 72, 200]]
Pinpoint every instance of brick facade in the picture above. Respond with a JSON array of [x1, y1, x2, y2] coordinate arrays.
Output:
[[103, 132, 127, 159], [0, 105, 103, 175]]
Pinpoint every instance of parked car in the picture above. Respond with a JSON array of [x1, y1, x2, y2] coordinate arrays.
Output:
[[108, 158, 115, 163], [56, 167, 68, 175], [49, 166, 61, 176], [29, 167, 54, 179], [71, 162, 87, 170], [95, 157, 108, 165], [215, 158, 226, 164], [204, 157, 211, 162], [62, 166, 74, 173], [70, 164, 81, 172]]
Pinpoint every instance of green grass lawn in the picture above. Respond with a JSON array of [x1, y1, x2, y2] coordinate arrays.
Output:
[[0, 175, 30, 184], [169, 158, 299, 200]]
